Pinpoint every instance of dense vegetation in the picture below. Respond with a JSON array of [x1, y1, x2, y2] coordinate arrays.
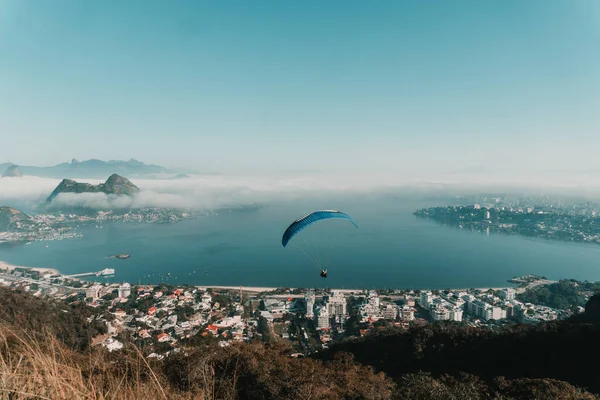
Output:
[[318, 318, 600, 394], [0, 286, 109, 351], [517, 279, 594, 309], [1, 286, 600, 399]]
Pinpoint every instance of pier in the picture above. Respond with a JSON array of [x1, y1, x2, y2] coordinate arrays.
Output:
[[66, 268, 115, 278]]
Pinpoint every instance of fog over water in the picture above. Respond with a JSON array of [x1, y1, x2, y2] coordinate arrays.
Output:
[[2, 175, 600, 289]]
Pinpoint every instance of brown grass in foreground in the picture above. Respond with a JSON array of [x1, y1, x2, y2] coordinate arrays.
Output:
[[1, 282, 599, 400], [1, 322, 597, 400], [0, 322, 395, 400], [0, 325, 190, 400]]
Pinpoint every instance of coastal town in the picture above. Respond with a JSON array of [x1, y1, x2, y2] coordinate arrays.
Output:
[[0, 205, 264, 244], [414, 201, 600, 245], [0, 262, 591, 359], [0, 206, 83, 243], [0, 207, 209, 244]]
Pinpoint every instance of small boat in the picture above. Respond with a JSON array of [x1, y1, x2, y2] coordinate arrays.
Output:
[[109, 254, 130, 259]]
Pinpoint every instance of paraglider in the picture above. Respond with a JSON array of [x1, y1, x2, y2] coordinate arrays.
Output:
[[282, 210, 358, 277]]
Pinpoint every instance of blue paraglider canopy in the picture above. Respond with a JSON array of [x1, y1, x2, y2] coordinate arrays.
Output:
[[281, 210, 358, 248]]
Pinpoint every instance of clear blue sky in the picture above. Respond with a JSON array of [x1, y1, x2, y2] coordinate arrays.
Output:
[[0, 0, 598, 173]]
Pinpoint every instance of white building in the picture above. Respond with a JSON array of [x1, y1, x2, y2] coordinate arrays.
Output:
[[216, 315, 243, 328], [368, 291, 380, 308], [381, 304, 398, 320], [85, 284, 102, 300], [324, 291, 347, 316], [469, 299, 506, 321], [430, 306, 450, 321], [499, 288, 515, 301], [420, 291, 433, 309], [486, 306, 505, 320], [400, 305, 415, 321], [305, 290, 315, 318], [118, 283, 131, 299], [359, 302, 380, 322], [449, 307, 463, 322], [103, 338, 123, 352], [430, 298, 463, 322], [314, 305, 330, 330]]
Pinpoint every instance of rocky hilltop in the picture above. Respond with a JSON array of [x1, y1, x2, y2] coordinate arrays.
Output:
[[46, 174, 140, 203], [1, 165, 22, 178]]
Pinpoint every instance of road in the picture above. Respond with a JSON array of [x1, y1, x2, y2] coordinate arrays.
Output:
[[0, 272, 80, 293], [515, 279, 556, 294]]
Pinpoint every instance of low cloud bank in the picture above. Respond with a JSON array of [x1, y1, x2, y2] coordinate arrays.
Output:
[[0, 176, 60, 208], [2, 171, 600, 211]]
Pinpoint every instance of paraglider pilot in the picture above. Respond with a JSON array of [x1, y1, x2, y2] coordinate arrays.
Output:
[[281, 210, 358, 280]]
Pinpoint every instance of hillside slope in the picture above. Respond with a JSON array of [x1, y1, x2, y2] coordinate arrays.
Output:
[[0, 286, 598, 399]]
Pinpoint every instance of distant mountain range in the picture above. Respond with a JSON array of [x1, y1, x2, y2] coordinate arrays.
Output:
[[1, 165, 22, 178], [0, 159, 197, 179]]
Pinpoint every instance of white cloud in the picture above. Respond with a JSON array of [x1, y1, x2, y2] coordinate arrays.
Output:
[[2, 171, 600, 211], [0, 176, 60, 206]]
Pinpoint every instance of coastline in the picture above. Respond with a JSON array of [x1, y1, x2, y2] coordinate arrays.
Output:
[[0, 261, 533, 293], [196, 285, 375, 293], [195, 285, 515, 293], [0, 260, 60, 276]]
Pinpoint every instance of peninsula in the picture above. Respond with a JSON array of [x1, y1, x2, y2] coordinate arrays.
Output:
[[0, 206, 81, 243], [414, 204, 600, 245]]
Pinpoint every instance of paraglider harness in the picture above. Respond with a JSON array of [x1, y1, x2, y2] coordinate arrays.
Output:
[[320, 269, 328, 278]]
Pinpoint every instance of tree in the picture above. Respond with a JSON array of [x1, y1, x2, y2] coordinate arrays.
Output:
[[212, 293, 232, 308], [174, 305, 194, 321], [102, 292, 117, 301], [517, 280, 585, 309], [257, 316, 275, 343], [344, 315, 362, 337]]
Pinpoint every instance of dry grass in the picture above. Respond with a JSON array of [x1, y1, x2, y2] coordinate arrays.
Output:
[[0, 319, 596, 400], [0, 325, 194, 400], [0, 320, 393, 400]]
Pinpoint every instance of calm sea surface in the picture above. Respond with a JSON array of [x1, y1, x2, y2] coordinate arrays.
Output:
[[2, 194, 600, 289]]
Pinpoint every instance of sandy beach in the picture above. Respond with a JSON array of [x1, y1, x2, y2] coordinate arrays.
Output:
[[0, 260, 60, 275], [196, 285, 279, 293], [196, 285, 521, 294], [196, 285, 367, 293]]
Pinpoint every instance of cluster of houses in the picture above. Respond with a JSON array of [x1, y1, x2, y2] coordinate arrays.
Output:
[[303, 290, 419, 345], [354, 290, 416, 325], [2, 265, 589, 358]]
